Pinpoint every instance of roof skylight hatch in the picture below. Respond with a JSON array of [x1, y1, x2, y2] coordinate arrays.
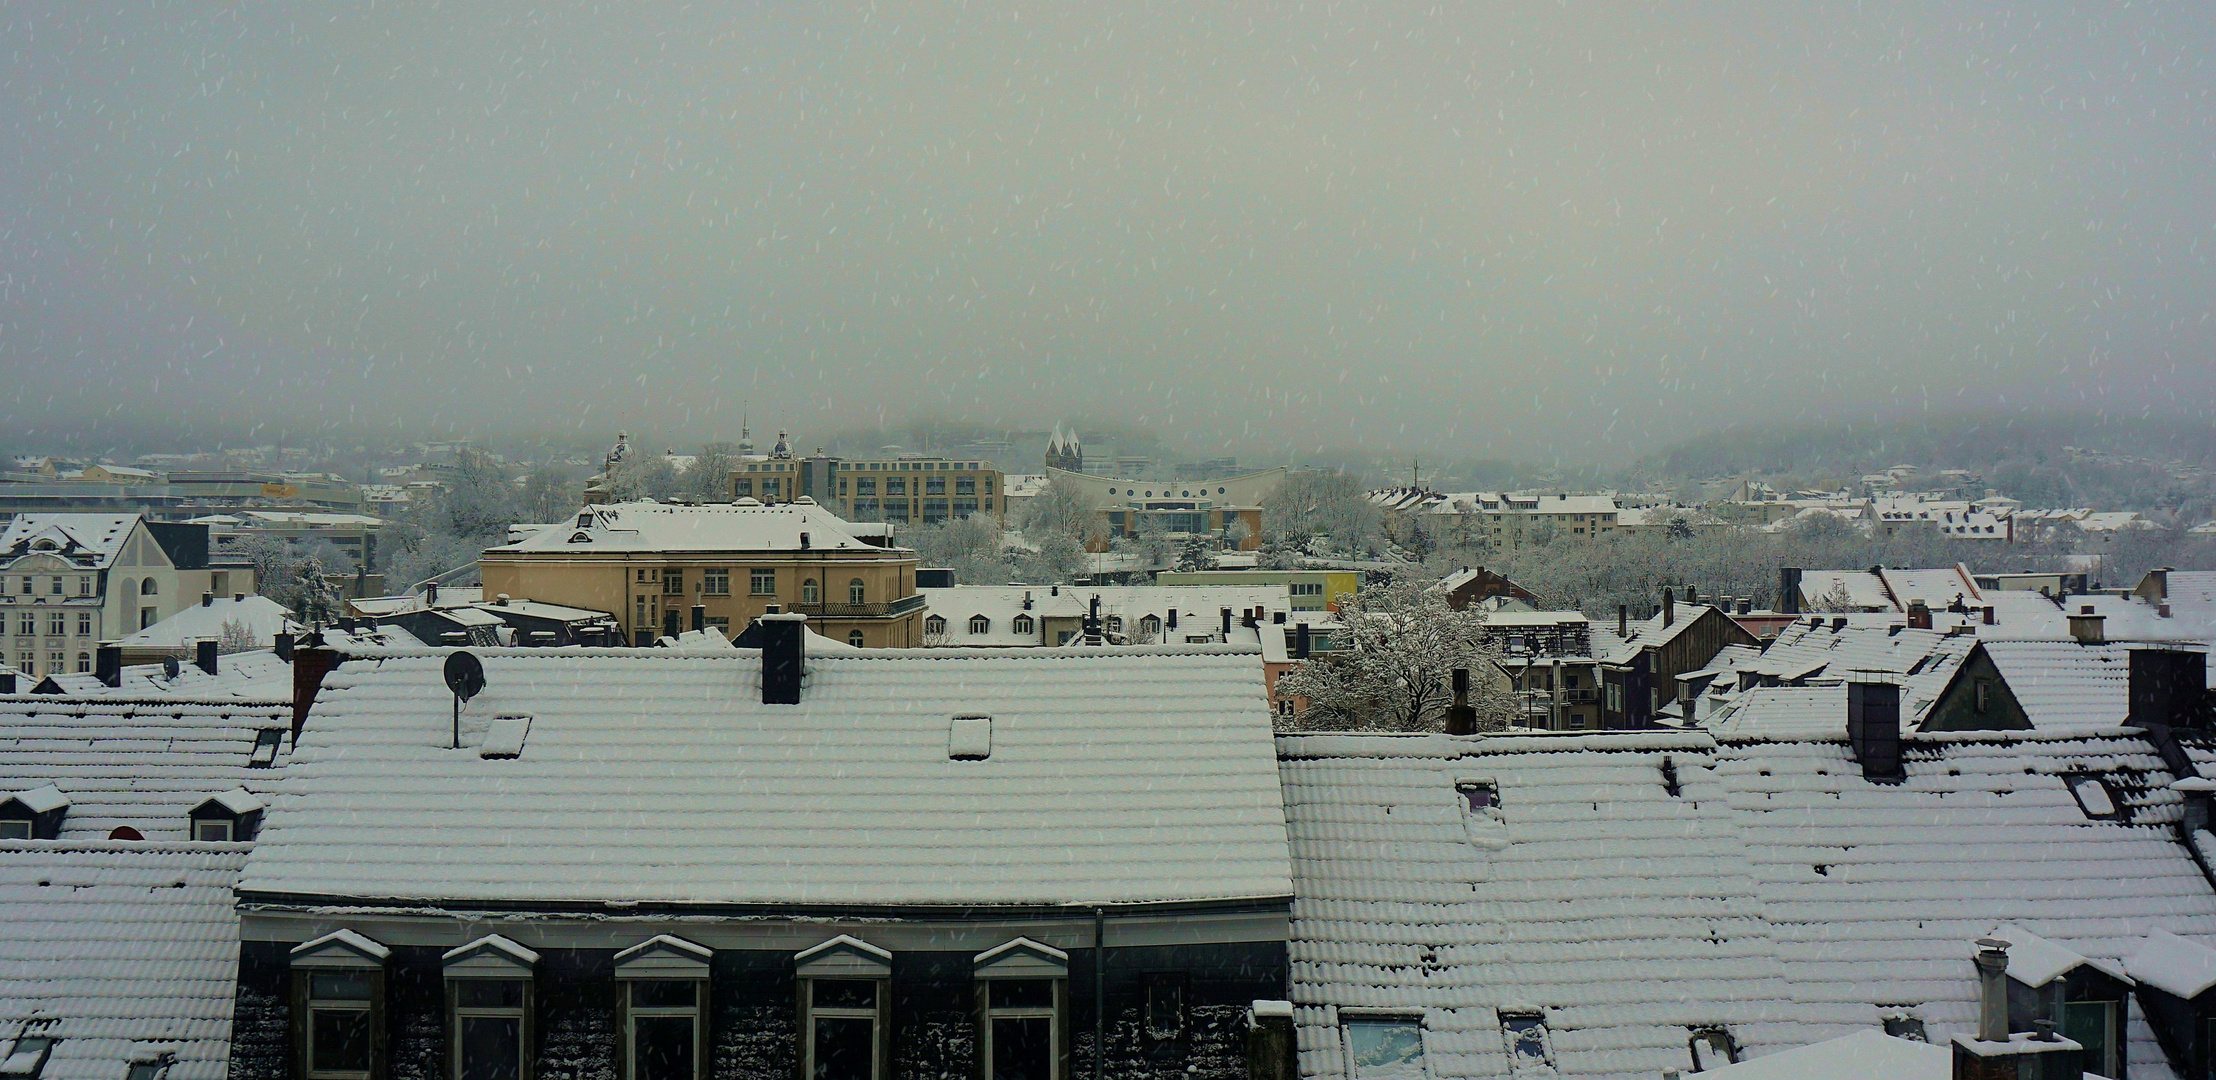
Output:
[[2064, 774, 2124, 821], [480, 716, 532, 760], [949, 716, 992, 760]]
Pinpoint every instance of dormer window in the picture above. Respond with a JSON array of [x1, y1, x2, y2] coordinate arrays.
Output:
[[0, 785, 68, 840], [974, 938, 1068, 1080], [1012, 614, 1035, 636], [443, 935, 539, 1080], [924, 615, 947, 636], [290, 929, 391, 1080], [968, 614, 991, 635], [796, 936, 894, 1080], [190, 788, 265, 842], [614, 936, 711, 1080]]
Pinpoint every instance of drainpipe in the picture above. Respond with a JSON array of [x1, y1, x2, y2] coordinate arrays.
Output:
[[1094, 907, 1107, 1080]]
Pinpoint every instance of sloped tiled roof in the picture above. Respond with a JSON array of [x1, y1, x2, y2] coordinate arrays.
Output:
[[242, 647, 1292, 908], [493, 500, 889, 554], [1278, 732, 1802, 1079], [0, 702, 293, 840], [29, 651, 294, 702], [1977, 640, 2134, 730], [0, 842, 248, 1080], [117, 596, 297, 650], [1280, 728, 2216, 1078], [0, 515, 140, 569], [920, 584, 1289, 646]]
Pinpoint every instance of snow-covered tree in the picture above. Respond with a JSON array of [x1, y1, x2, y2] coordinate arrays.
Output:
[[685, 441, 741, 502], [1273, 580, 1519, 732], [1262, 469, 1382, 557], [216, 617, 262, 654], [519, 466, 578, 523]]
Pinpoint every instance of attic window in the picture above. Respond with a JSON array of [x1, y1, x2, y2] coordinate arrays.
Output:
[[1499, 1012, 1552, 1067], [2064, 775, 2123, 820], [950, 716, 992, 761], [0, 819, 28, 841], [1881, 1015, 1928, 1042], [195, 819, 234, 842], [480, 717, 531, 759], [1456, 780, 1498, 812], [1688, 1027, 1740, 1071], [1342, 1013, 1427, 1080], [249, 729, 285, 768], [124, 1054, 175, 1080], [1, 1037, 54, 1080]]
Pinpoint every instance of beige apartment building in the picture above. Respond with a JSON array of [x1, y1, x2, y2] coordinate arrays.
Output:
[[0, 514, 256, 677], [479, 500, 925, 647]]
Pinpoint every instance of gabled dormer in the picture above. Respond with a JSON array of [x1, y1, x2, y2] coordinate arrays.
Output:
[[188, 787, 265, 842], [0, 785, 68, 840]]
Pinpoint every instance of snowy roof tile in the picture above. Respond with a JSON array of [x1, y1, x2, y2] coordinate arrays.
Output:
[[117, 596, 297, 650], [27, 650, 295, 702], [1280, 728, 2216, 1078], [496, 500, 890, 554], [921, 585, 1291, 646], [1986, 922, 2129, 987], [241, 647, 1292, 908], [1978, 640, 2135, 731], [2127, 929, 2216, 999], [0, 515, 141, 570], [0, 702, 294, 840], [0, 843, 248, 1080]]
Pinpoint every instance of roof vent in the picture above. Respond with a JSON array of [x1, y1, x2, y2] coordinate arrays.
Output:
[[481, 716, 531, 759]]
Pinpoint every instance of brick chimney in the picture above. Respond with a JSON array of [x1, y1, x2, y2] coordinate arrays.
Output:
[[1908, 599, 1933, 630], [2067, 606, 2106, 646], [195, 639, 218, 676], [1662, 588, 1675, 628], [291, 637, 345, 740], [1953, 937, 2084, 1079], [95, 644, 121, 688], [1848, 681, 1904, 782], [1779, 567, 1803, 615], [1618, 604, 1629, 637], [759, 613, 807, 705]]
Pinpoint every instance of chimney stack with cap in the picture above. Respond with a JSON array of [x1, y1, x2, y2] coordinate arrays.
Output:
[[2068, 605, 2107, 646], [1662, 588, 1675, 628], [1618, 604, 1629, 638], [195, 639, 218, 676], [1953, 937, 2084, 1079], [1975, 938, 2011, 1043], [202, 592, 214, 608], [759, 613, 808, 705], [1779, 567, 1804, 615]]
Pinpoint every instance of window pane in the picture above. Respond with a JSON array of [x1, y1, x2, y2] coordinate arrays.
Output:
[[1346, 1019, 1425, 1080], [633, 1015, 695, 1080], [988, 980, 1054, 1009], [812, 1016, 875, 1080], [459, 1016, 522, 1080], [991, 1017, 1053, 1080], [2061, 1001, 2113, 1074], [310, 1007, 373, 1073], [455, 980, 525, 1008], [813, 980, 877, 1009], [630, 980, 697, 1009], [309, 972, 373, 1001]]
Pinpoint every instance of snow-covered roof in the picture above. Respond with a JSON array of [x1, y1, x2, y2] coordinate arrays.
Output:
[[1698, 1029, 1948, 1080], [920, 584, 1292, 646], [1600, 605, 1728, 664], [1986, 921, 2129, 986], [28, 650, 295, 702], [117, 596, 297, 650], [0, 701, 294, 840], [0, 843, 248, 1080], [494, 500, 894, 554], [0, 514, 140, 569], [2128, 929, 2216, 999], [1279, 727, 2216, 1078], [1977, 640, 2137, 730], [242, 646, 1292, 909]]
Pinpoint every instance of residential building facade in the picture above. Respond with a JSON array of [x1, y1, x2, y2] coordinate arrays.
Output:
[[478, 501, 925, 647], [0, 515, 255, 677]]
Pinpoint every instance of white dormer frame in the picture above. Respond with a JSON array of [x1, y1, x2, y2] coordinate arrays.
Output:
[[973, 937, 1069, 980], [291, 928, 392, 969], [795, 934, 893, 979], [614, 935, 712, 980], [442, 934, 541, 978]]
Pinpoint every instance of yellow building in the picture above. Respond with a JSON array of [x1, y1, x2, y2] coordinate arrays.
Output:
[[479, 500, 924, 647]]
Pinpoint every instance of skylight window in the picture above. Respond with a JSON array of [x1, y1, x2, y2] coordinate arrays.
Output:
[[1343, 1014, 1426, 1080], [2064, 775, 2122, 820], [0, 1038, 53, 1080], [1499, 1012, 1552, 1067], [949, 716, 992, 761], [249, 729, 285, 768], [480, 716, 532, 760], [1456, 780, 1498, 812], [1688, 1027, 1740, 1070], [124, 1056, 174, 1080]]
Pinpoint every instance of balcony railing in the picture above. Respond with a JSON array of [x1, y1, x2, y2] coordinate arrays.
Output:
[[790, 594, 929, 619]]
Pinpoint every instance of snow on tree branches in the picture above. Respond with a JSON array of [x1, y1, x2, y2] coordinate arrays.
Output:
[[1273, 579, 1520, 733]]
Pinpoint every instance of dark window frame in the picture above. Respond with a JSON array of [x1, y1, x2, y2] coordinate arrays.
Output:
[[798, 976, 890, 1080], [292, 968, 385, 1080], [446, 978, 534, 1080], [619, 979, 706, 1080]]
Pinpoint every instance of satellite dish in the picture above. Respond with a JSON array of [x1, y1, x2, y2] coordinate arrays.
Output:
[[161, 657, 181, 680], [443, 651, 486, 703]]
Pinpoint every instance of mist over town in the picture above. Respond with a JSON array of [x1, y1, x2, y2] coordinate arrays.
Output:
[[5, 5, 2216, 1080]]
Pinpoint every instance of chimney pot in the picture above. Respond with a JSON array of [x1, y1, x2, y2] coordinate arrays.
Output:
[[233, 592, 245, 602], [196, 638, 218, 676], [1974, 938, 2012, 1043], [1618, 604, 1629, 637], [496, 593, 510, 606]]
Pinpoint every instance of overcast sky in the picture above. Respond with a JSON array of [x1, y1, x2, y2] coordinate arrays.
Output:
[[3, 3, 2213, 460]]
